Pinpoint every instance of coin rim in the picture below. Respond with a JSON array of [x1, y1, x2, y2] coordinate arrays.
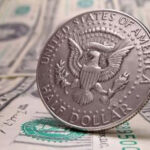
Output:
[[36, 9, 150, 131]]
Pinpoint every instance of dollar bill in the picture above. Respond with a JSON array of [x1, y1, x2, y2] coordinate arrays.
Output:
[[0, 0, 42, 75], [0, 0, 58, 76], [0, 77, 35, 110], [0, 0, 59, 110], [0, 92, 150, 150], [1, 0, 150, 110], [0, 3, 150, 150], [0, 93, 95, 150], [14, 0, 59, 75]]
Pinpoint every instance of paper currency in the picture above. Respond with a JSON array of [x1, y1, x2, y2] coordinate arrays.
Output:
[[0, 0, 150, 149], [0, 0, 58, 76], [1, 0, 150, 110], [0, 92, 95, 150], [0, 0, 58, 110], [0, 90, 150, 150], [0, 0, 41, 75]]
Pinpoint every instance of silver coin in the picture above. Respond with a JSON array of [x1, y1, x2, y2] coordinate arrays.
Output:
[[37, 10, 150, 131]]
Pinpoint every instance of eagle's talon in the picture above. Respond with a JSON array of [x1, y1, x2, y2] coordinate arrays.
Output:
[[71, 79, 80, 88], [108, 88, 114, 98]]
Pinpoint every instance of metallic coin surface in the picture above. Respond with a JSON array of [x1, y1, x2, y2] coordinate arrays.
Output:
[[37, 10, 150, 131]]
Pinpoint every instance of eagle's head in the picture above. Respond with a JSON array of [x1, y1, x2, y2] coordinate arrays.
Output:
[[88, 50, 101, 59], [86, 50, 101, 67], [85, 42, 115, 67]]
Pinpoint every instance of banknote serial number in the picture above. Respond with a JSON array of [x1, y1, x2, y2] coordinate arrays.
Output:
[[116, 122, 140, 150]]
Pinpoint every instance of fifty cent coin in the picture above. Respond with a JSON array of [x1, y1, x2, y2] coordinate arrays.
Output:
[[37, 10, 150, 131]]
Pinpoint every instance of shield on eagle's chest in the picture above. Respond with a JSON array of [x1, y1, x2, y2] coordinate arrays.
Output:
[[80, 66, 100, 90]]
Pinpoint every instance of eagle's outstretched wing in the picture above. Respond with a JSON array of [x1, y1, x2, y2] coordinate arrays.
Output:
[[68, 38, 83, 77], [98, 45, 134, 82]]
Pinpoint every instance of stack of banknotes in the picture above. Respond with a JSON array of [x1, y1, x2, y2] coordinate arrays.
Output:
[[0, 0, 150, 149]]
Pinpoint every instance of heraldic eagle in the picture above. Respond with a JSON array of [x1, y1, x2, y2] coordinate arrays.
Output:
[[68, 38, 134, 105]]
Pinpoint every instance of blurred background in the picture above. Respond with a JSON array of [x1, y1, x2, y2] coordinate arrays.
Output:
[[0, 0, 150, 150]]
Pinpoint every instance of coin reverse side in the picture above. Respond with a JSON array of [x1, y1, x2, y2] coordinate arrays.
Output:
[[37, 10, 150, 131]]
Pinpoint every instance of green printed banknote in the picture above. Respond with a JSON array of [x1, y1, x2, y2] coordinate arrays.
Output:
[[0, 0, 150, 149]]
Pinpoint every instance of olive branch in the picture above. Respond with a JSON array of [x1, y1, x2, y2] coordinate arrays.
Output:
[[55, 60, 71, 94]]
